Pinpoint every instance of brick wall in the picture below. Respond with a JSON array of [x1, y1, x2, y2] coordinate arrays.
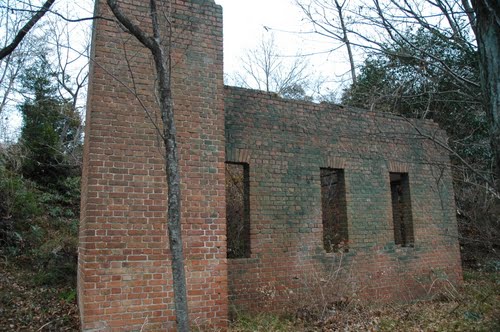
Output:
[[78, 0, 227, 330], [225, 86, 462, 312], [80, 0, 462, 329]]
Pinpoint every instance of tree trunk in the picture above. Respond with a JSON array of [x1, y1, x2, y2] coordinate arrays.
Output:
[[152, 43, 190, 332], [335, 0, 357, 85], [472, 0, 500, 191], [106, 0, 190, 330]]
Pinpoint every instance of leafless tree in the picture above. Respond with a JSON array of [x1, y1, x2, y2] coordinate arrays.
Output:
[[106, 0, 189, 330], [359, 0, 499, 192], [0, 0, 92, 142], [47, 15, 89, 110], [295, 0, 357, 85], [297, 0, 499, 191], [298, 0, 480, 92], [0, 1, 54, 140], [229, 33, 318, 101], [44, 11, 90, 167], [360, 0, 478, 93], [0, 0, 107, 63], [0, 0, 55, 61]]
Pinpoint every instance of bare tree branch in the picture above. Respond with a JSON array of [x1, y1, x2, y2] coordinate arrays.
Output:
[[230, 33, 319, 101], [295, 0, 357, 84], [107, 0, 156, 50], [0, 0, 55, 60]]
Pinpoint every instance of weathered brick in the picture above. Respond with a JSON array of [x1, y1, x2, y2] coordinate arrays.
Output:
[[225, 87, 461, 312], [79, 0, 227, 330], [80, 0, 461, 330]]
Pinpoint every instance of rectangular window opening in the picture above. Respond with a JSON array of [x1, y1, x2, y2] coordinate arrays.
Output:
[[226, 162, 250, 258], [390, 172, 414, 247], [320, 168, 348, 253]]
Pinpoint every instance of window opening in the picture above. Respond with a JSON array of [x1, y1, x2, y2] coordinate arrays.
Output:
[[390, 172, 414, 247], [320, 168, 348, 252], [225, 162, 250, 258]]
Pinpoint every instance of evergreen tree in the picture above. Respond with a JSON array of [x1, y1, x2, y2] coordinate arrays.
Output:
[[18, 55, 81, 189], [342, 28, 488, 164]]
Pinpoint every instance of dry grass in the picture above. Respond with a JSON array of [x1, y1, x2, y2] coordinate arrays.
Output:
[[229, 269, 499, 332], [0, 265, 497, 331]]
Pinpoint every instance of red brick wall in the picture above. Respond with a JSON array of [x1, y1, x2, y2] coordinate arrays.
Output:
[[78, 0, 227, 330], [224, 86, 462, 313], [80, 0, 462, 329]]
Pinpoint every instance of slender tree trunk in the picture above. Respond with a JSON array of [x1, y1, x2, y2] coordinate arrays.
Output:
[[0, 0, 55, 60], [107, 0, 189, 330], [335, 0, 356, 85], [152, 39, 190, 332], [472, 0, 500, 191]]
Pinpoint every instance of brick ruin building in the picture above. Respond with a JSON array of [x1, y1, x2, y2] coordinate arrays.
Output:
[[79, 0, 462, 330]]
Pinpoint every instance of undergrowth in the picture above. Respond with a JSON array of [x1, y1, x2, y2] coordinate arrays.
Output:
[[0, 162, 80, 288], [229, 312, 299, 332], [229, 270, 499, 332]]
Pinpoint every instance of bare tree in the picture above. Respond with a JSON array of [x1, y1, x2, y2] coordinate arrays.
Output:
[[0, 46, 26, 139], [106, 0, 189, 330], [0, 0, 55, 61], [358, 0, 499, 191], [297, 0, 500, 190], [295, 0, 357, 85], [229, 33, 318, 100], [48, 17, 89, 111], [0, 0, 93, 142], [0, 0, 54, 140], [0, 0, 107, 63], [45, 9, 90, 167], [298, 0, 481, 91]]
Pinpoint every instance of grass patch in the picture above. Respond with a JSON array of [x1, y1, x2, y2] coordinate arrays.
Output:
[[229, 270, 499, 332], [229, 312, 299, 332]]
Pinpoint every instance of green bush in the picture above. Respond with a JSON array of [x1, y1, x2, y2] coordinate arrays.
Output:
[[0, 164, 41, 220], [0, 158, 79, 287], [18, 55, 82, 190], [0, 164, 42, 254]]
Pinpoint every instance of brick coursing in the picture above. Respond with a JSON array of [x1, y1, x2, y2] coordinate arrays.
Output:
[[225, 87, 462, 312], [80, 0, 462, 330], [79, 0, 227, 330]]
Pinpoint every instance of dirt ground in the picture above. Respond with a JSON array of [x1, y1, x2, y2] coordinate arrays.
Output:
[[0, 264, 79, 331], [0, 264, 498, 332]]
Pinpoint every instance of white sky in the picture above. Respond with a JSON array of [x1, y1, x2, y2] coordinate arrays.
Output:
[[1, 0, 353, 142], [216, 0, 304, 72], [216, 0, 352, 95]]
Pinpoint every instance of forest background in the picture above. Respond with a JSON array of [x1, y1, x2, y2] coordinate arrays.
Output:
[[0, 0, 498, 330]]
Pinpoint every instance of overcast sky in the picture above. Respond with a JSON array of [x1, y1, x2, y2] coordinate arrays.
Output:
[[216, 0, 302, 71], [1, 0, 352, 141], [216, 0, 351, 96]]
